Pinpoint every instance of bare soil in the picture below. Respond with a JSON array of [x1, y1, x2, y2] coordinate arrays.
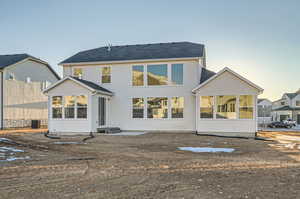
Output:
[[0, 132, 300, 199]]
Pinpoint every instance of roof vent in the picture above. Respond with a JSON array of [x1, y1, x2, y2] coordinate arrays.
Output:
[[106, 43, 112, 52]]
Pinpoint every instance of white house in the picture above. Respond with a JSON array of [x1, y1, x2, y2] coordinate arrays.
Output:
[[271, 90, 300, 124], [43, 42, 263, 137], [0, 54, 60, 128], [257, 98, 272, 125]]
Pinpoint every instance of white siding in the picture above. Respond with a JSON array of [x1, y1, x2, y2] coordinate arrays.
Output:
[[196, 71, 260, 136]]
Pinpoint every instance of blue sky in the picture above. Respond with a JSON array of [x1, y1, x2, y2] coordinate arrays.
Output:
[[0, 0, 299, 100]]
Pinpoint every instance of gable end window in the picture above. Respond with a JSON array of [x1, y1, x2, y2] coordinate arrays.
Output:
[[77, 95, 88, 118], [102, 67, 111, 83], [200, 96, 214, 118], [73, 68, 83, 79], [52, 96, 63, 119], [239, 95, 253, 119], [64, 96, 75, 119], [216, 96, 237, 119]]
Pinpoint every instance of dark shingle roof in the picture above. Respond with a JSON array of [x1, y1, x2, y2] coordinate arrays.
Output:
[[258, 99, 265, 103], [285, 93, 298, 99], [0, 53, 60, 80], [272, 106, 300, 111], [200, 67, 216, 84], [60, 42, 204, 64], [72, 77, 112, 94]]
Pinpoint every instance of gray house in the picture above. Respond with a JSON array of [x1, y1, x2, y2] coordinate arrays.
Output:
[[0, 54, 60, 129]]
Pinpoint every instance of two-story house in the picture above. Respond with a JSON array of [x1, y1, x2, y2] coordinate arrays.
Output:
[[0, 54, 60, 129], [44, 42, 263, 137], [272, 90, 300, 124], [257, 98, 272, 125]]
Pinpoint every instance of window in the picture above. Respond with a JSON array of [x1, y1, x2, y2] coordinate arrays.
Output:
[[296, 101, 300, 106], [132, 98, 144, 118], [239, 95, 253, 119], [147, 64, 168, 86], [171, 97, 184, 118], [147, 97, 168, 118], [200, 96, 214, 118], [281, 101, 285, 105], [132, 65, 144, 86], [102, 67, 111, 83], [171, 64, 183, 85], [73, 68, 83, 78], [52, 96, 63, 118], [77, 95, 88, 118], [216, 96, 236, 119], [26, 77, 31, 83], [64, 96, 75, 118], [8, 73, 15, 80]]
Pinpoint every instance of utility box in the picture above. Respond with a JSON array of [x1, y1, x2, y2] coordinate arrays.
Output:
[[31, 120, 41, 129]]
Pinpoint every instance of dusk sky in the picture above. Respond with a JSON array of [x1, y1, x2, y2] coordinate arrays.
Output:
[[1, 0, 299, 101]]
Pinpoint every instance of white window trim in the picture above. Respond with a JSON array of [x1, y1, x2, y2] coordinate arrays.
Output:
[[131, 62, 184, 87], [131, 96, 184, 120], [100, 66, 112, 84], [51, 95, 88, 120], [199, 95, 255, 121]]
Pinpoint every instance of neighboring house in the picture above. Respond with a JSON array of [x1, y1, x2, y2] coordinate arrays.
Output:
[[0, 54, 60, 129], [43, 42, 263, 137], [257, 98, 272, 125], [271, 89, 300, 124]]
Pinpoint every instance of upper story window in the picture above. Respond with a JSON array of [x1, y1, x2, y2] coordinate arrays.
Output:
[[171, 64, 183, 85], [101, 67, 111, 83], [73, 68, 83, 79], [64, 96, 75, 119], [296, 101, 300, 106], [132, 65, 144, 86], [147, 64, 168, 86], [216, 95, 236, 119], [239, 95, 253, 119], [281, 101, 285, 106]]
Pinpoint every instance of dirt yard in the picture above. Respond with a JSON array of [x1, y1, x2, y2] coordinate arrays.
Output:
[[0, 132, 300, 199]]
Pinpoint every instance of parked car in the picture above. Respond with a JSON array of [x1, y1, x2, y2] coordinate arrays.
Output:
[[283, 119, 297, 126], [268, 121, 293, 128]]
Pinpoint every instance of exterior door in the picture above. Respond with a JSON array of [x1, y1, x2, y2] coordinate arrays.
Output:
[[98, 97, 106, 126], [297, 114, 300, 125]]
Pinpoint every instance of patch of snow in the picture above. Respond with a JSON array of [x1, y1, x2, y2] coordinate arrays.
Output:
[[0, 147, 24, 153], [178, 147, 235, 153], [0, 156, 30, 162], [107, 132, 146, 136]]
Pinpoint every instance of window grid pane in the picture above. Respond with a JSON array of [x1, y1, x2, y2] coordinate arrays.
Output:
[[171, 64, 183, 85], [64, 96, 75, 118], [132, 65, 144, 86], [200, 96, 214, 118], [147, 97, 168, 118], [171, 97, 184, 118], [147, 64, 168, 85], [239, 95, 253, 119], [102, 67, 111, 83], [132, 98, 144, 118], [73, 68, 82, 78], [216, 96, 236, 119]]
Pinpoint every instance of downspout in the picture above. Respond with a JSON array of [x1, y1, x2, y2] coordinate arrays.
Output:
[[1, 71, 3, 129]]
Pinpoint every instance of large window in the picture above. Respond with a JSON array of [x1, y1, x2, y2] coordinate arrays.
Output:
[[171, 97, 184, 118], [52, 96, 63, 119], [132, 98, 144, 118], [147, 64, 168, 86], [147, 97, 168, 118], [73, 68, 83, 78], [216, 96, 236, 119], [77, 95, 88, 118], [296, 101, 300, 106], [239, 95, 253, 119], [200, 96, 214, 118], [102, 67, 111, 83], [171, 64, 183, 85], [132, 65, 144, 86], [64, 96, 75, 118]]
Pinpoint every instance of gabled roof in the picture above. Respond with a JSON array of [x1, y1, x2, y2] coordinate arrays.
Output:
[[192, 67, 264, 93], [200, 68, 216, 84], [272, 106, 300, 111], [60, 42, 204, 64], [0, 53, 60, 80], [43, 76, 113, 96], [285, 93, 298, 99], [258, 98, 267, 103]]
